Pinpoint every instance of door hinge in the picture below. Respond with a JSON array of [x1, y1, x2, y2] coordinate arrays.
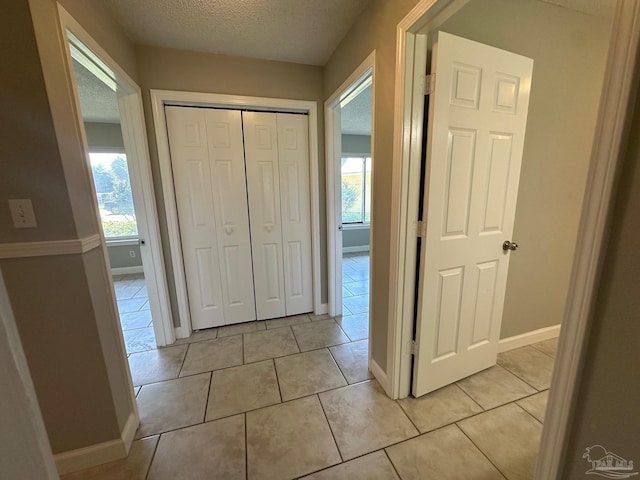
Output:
[[410, 340, 419, 356], [424, 73, 436, 95], [416, 220, 427, 238]]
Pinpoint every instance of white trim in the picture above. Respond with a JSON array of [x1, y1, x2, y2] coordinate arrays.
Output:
[[342, 246, 370, 254], [151, 90, 322, 338], [316, 303, 329, 316], [58, 5, 175, 347], [325, 51, 376, 319], [498, 325, 561, 353], [110, 266, 144, 276], [537, 2, 640, 478], [0, 234, 101, 259], [341, 223, 371, 231], [105, 238, 140, 247], [54, 410, 138, 475], [388, 1, 639, 479], [369, 357, 389, 393]]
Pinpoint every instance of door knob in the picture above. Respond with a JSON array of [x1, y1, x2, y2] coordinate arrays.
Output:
[[503, 240, 518, 251]]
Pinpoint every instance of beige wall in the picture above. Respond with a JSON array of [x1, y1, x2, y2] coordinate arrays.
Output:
[[1, 0, 138, 458], [135, 45, 326, 326], [325, 0, 612, 371], [562, 77, 640, 479], [439, 0, 613, 338]]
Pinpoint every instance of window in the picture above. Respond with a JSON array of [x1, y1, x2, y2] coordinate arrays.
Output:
[[89, 152, 138, 239], [341, 156, 371, 224]]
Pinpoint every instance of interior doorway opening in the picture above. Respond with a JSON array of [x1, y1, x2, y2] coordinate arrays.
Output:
[[325, 51, 376, 376], [60, 14, 174, 353]]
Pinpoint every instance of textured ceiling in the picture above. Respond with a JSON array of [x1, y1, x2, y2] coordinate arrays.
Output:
[[539, 0, 616, 18], [101, 0, 369, 65], [72, 59, 120, 123], [341, 84, 372, 136]]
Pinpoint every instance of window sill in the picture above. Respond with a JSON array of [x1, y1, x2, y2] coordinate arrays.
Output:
[[341, 223, 371, 231], [105, 238, 140, 247]]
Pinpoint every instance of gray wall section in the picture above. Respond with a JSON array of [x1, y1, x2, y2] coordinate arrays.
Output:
[[107, 243, 142, 269], [343, 227, 370, 249], [562, 78, 640, 479], [84, 122, 142, 270]]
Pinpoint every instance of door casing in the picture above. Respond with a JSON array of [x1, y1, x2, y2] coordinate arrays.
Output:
[[58, 7, 174, 347], [325, 51, 376, 319], [387, 0, 640, 479], [151, 90, 323, 339]]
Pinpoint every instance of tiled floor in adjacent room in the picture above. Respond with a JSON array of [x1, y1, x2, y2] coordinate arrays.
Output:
[[113, 273, 157, 355], [65, 258, 557, 479]]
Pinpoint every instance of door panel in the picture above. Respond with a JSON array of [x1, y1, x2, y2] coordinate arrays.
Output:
[[276, 113, 314, 315], [204, 110, 256, 325], [243, 112, 287, 320], [166, 106, 256, 329], [413, 32, 533, 396], [166, 107, 224, 329]]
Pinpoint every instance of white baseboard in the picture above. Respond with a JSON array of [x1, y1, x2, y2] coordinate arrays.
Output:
[[342, 246, 370, 254], [369, 357, 390, 396], [55, 411, 138, 475], [498, 324, 561, 353], [316, 303, 328, 315], [110, 266, 144, 276]]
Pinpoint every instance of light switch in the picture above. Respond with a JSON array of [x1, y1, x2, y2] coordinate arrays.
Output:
[[9, 199, 37, 228]]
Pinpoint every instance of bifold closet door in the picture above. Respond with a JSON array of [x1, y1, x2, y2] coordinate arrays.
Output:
[[165, 106, 256, 330], [276, 113, 314, 315], [243, 111, 314, 319], [243, 112, 287, 320]]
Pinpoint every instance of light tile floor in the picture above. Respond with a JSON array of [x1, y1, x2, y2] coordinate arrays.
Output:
[[113, 273, 156, 355], [66, 260, 557, 479]]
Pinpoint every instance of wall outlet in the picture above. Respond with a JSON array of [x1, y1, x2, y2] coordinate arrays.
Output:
[[129, 250, 136, 258], [8, 199, 37, 228]]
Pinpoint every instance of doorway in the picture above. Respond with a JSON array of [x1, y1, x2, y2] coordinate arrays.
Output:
[[60, 13, 174, 351]]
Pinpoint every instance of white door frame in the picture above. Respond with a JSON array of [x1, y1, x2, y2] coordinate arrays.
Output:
[[58, 6, 175, 347], [151, 90, 323, 339], [387, 0, 640, 478], [325, 51, 375, 318]]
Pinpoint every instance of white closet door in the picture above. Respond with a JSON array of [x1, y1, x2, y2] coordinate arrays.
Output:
[[243, 111, 287, 320], [276, 113, 313, 315], [204, 109, 256, 325], [166, 106, 256, 330]]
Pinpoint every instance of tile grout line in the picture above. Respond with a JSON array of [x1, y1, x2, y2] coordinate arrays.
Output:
[[394, 398, 422, 434], [289, 325, 304, 353], [496, 360, 546, 392], [383, 448, 403, 479], [272, 358, 284, 403], [201, 371, 213, 423], [514, 398, 545, 425], [325, 347, 350, 386], [244, 412, 249, 480], [315, 393, 344, 463], [144, 434, 162, 480], [454, 381, 487, 411], [454, 423, 509, 480]]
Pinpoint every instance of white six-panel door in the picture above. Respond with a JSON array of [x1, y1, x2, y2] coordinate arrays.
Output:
[[413, 32, 533, 396], [165, 106, 256, 329], [243, 112, 287, 320], [276, 113, 314, 316]]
